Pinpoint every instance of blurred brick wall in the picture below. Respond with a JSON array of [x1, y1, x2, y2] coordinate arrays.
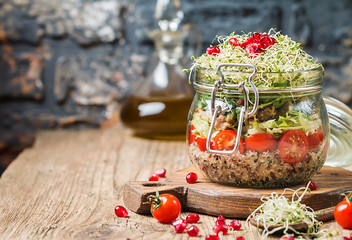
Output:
[[0, 0, 351, 173]]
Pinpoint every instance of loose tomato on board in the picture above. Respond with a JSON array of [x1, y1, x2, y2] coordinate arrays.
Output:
[[334, 192, 352, 229], [245, 133, 277, 153], [213, 130, 244, 154], [147, 190, 181, 223], [308, 129, 324, 150], [278, 130, 309, 164]]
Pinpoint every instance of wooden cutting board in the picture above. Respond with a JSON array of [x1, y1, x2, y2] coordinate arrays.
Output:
[[123, 166, 352, 219]]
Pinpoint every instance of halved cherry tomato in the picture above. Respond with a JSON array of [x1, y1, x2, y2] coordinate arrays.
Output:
[[213, 130, 244, 154], [149, 192, 181, 223], [189, 125, 196, 144], [245, 133, 277, 153], [278, 130, 309, 164], [308, 129, 324, 150], [334, 193, 352, 229], [195, 137, 207, 151]]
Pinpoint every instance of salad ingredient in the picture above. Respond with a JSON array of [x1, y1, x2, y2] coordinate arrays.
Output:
[[173, 219, 187, 233], [207, 46, 220, 56], [280, 236, 295, 240], [187, 225, 200, 237], [186, 172, 198, 184], [306, 181, 318, 191], [154, 168, 166, 178], [213, 130, 244, 154], [149, 174, 159, 182], [174, 221, 187, 233], [308, 129, 324, 150], [146, 190, 181, 223], [278, 130, 309, 164], [195, 137, 207, 152], [205, 235, 220, 240], [245, 133, 277, 153], [115, 205, 128, 218], [187, 30, 322, 88], [248, 186, 331, 238], [229, 37, 238, 47], [213, 224, 229, 235], [186, 213, 200, 223], [228, 219, 241, 231], [189, 125, 196, 143], [334, 192, 352, 229]]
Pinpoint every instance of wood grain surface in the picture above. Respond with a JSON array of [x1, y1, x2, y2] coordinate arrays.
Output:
[[124, 166, 352, 218], [0, 124, 351, 240]]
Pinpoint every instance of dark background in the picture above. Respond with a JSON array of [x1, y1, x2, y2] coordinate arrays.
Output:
[[1, 0, 352, 174]]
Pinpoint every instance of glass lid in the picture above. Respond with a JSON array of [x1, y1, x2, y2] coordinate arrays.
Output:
[[324, 95, 352, 167]]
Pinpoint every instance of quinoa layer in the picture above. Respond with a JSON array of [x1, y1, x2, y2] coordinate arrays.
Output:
[[189, 142, 328, 188]]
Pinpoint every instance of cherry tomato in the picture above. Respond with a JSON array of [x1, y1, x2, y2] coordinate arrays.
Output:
[[150, 192, 181, 223], [278, 130, 309, 164], [213, 130, 244, 154], [195, 137, 207, 151], [245, 133, 277, 153], [334, 198, 352, 229], [308, 129, 324, 150], [189, 125, 196, 144]]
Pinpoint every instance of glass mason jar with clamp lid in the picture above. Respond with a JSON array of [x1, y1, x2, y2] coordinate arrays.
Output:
[[187, 63, 329, 188]]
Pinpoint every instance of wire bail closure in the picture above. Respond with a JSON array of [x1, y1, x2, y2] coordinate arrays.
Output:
[[206, 63, 259, 154]]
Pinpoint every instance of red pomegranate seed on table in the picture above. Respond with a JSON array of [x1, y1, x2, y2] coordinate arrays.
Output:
[[217, 215, 226, 222], [173, 219, 187, 233], [236, 237, 245, 240], [187, 225, 200, 237], [154, 168, 166, 178], [186, 172, 198, 184], [186, 213, 200, 223], [228, 219, 242, 231], [115, 205, 128, 218], [149, 173, 159, 181], [213, 223, 229, 235], [205, 235, 220, 240]]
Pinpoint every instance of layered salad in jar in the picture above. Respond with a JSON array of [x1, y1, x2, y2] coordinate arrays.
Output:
[[186, 30, 329, 188]]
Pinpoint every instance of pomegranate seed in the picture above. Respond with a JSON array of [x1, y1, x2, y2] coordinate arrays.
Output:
[[187, 225, 200, 237], [154, 168, 166, 178], [280, 237, 295, 240], [306, 181, 318, 191], [174, 223, 187, 233], [213, 224, 229, 235], [186, 213, 200, 223], [216, 219, 226, 226], [206, 46, 220, 56], [149, 174, 159, 181], [240, 37, 255, 48], [173, 219, 187, 233], [173, 218, 187, 227], [236, 237, 245, 240], [228, 219, 242, 231], [115, 205, 128, 218], [217, 215, 226, 222], [186, 172, 198, 184], [252, 32, 261, 41], [229, 37, 239, 47], [342, 237, 350, 240], [205, 235, 220, 240]]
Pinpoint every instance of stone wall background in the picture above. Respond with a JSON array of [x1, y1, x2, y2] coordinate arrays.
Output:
[[0, 0, 352, 174]]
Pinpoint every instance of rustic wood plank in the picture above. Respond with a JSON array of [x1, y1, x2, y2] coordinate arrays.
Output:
[[0, 125, 351, 240]]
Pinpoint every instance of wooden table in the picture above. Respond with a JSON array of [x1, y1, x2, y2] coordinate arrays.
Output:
[[0, 124, 351, 240]]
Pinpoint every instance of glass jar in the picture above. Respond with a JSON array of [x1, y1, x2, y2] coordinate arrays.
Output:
[[187, 63, 329, 188]]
